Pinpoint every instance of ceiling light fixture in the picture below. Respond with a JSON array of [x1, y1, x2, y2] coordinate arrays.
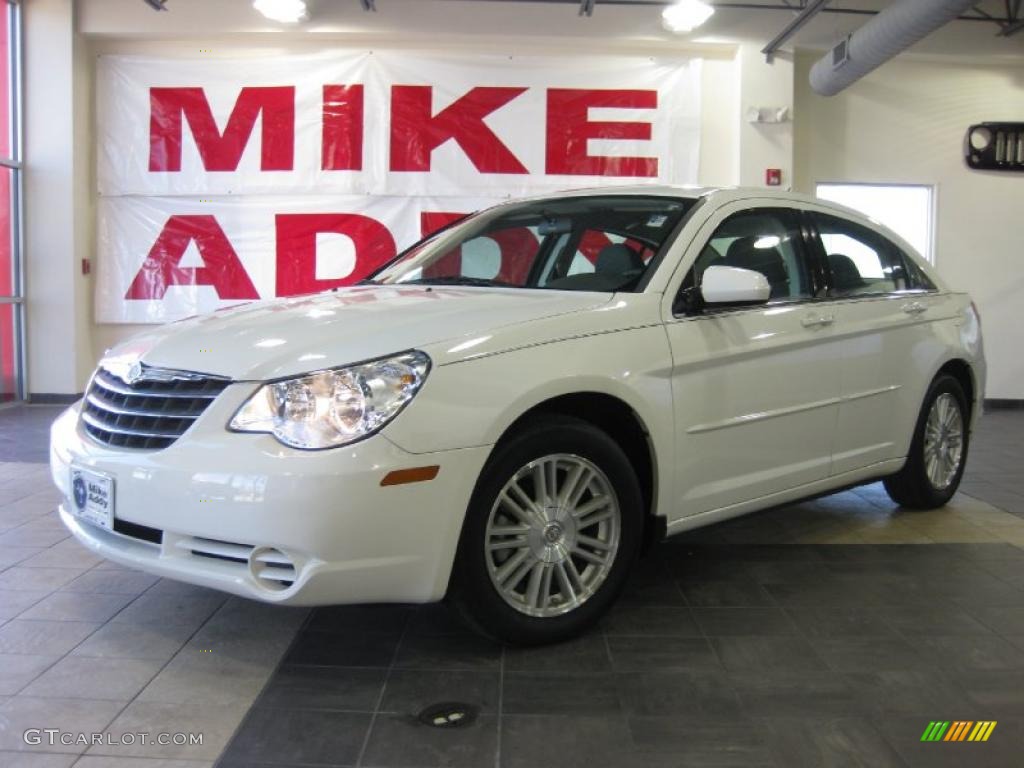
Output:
[[662, 0, 715, 33], [253, 0, 308, 24]]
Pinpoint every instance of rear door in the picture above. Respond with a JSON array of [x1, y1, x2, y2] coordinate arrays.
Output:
[[805, 210, 943, 475]]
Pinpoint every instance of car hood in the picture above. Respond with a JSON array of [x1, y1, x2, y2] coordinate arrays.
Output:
[[105, 286, 614, 381]]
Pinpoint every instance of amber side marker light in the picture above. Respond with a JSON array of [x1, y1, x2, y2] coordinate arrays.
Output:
[[381, 466, 441, 486]]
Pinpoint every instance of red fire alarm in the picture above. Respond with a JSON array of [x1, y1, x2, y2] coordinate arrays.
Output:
[[765, 168, 782, 187]]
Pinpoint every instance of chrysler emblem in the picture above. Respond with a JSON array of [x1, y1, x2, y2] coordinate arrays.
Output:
[[125, 362, 144, 385]]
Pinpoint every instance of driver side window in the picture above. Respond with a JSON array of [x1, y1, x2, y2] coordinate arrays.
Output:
[[684, 208, 814, 302]]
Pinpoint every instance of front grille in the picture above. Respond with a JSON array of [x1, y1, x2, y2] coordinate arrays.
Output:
[[82, 365, 231, 450]]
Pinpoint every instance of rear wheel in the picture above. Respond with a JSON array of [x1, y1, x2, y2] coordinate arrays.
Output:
[[884, 374, 969, 509], [449, 417, 642, 645]]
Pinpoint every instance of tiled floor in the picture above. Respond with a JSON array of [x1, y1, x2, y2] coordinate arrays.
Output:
[[0, 404, 1022, 767]]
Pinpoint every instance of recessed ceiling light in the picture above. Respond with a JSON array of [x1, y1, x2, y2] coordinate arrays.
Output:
[[253, 0, 308, 24], [662, 0, 715, 33]]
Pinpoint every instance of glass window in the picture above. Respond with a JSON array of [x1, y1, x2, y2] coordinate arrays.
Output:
[[685, 208, 814, 302], [814, 213, 909, 297], [372, 196, 692, 293], [0, 1, 18, 403], [816, 183, 933, 263]]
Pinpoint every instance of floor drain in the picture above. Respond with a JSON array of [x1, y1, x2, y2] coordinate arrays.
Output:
[[417, 702, 479, 729]]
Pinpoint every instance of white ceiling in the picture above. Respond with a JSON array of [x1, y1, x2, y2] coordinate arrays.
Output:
[[78, 0, 1024, 60]]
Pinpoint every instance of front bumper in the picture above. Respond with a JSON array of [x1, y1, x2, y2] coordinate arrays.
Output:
[[50, 386, 490, 606]]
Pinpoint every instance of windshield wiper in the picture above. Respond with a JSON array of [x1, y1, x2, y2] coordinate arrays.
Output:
[[400, 276, 515, 288]]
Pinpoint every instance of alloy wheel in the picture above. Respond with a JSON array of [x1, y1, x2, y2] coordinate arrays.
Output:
[[923, 392, 964, 490], [484, 453, 621, 618]]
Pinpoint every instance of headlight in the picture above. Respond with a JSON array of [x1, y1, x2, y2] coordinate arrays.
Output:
[[229, 351, 430, 449]]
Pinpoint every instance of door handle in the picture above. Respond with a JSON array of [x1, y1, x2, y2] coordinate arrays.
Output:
[[902, 301, 928, 315], [801, 314, 835, 328]]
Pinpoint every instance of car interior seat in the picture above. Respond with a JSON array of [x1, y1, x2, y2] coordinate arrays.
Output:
[[595, 243, 644, 276], [722, 236, 790, 299], [827, 253, 866, 293]]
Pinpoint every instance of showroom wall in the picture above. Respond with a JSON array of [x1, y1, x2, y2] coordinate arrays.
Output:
[[793, 53, 1024, 400], [39, 0, 1024, 402], [32, 0, 800, 397]]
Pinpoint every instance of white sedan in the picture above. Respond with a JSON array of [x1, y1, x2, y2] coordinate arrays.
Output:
[[50, 187, 985, 644]]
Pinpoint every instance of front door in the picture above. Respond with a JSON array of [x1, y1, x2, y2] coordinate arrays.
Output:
[[663, 203, 843, 518]]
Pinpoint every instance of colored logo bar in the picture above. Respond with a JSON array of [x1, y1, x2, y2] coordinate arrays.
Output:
[[921, 721, 997, 742]]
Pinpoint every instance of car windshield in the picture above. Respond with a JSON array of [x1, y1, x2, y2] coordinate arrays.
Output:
[[370, 195, 693, 293]]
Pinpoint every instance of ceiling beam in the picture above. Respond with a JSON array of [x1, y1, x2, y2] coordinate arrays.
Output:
[[761, 0, 830, 61]]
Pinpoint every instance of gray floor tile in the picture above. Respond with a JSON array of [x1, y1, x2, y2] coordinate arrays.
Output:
[[21, 655, 163, 700], [628, 715, 773, 765], [0, 620, 99, 655], [91, 699, 250, 760], [784, 606, 900, 638], [0, 653, 59, 695], [0, 567, 83, 592], [0, 696, 123, 754], [59, 569, 160, 596], [73, 758, 214, 768], [283, 630, 399, 668], [0, 546, 45, 569], [503, 632, 610, 673], [757, 716, 905, 768], [607, 635, 720, 672], [362, 712, 497, 768], [601, 604, 701, 636], [110, 594, 224, 628], [0, 589, 49, 620], [730, 670, 859, 717], [70, 621, 195, 661], [501, 714, 635, 768], [137, 653, 273, 706], [260, 664, 386, 712], [810, 635, 933, 672], [844, 670, 969, 716], [393, 632, 502, 671], [711, 636, 828, 673], [380, 668, 499, 715], [680, 578, 776, 607], [615, 669, 742, 718], [692, 606, 800, 636], [224, 706, 371, 766], [915, 634, 1024, 672], [875, 714, 1023, 768], [503, 672, 621, 715], [0, 751, 78, 766], [18, 592, 135, 623]]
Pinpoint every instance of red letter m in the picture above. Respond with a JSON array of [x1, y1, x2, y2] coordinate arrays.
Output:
[[149, 86, 295, 172]]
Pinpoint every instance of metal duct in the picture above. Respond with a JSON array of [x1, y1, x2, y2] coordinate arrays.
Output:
[[809, 0, 978, 97]]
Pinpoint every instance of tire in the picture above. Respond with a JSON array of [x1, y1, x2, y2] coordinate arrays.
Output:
[[884, 374, 970, 510], [449, 415, 643, 645]]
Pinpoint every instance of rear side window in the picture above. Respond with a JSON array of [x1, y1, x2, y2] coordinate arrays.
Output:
[[688, 208, 814, 301], [813, 213, 909, 297]]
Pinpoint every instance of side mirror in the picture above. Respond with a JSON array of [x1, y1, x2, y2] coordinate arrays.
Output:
[[700, 265, 771, 306]]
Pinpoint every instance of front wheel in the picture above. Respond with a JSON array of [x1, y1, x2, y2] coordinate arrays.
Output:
[[449, 416, 643, 645], [884, 374, 970, 509]]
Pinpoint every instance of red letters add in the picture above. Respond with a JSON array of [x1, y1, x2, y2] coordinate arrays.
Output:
[[149, 86, 295, 172], [390, 86, 529, 174], [322, 85, 365, 171], [125, 216, 259, 300], [275, 214, 397, 296], [546, 89, 658, 177]]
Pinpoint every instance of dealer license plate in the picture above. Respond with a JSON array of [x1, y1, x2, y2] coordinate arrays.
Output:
[[69, 467, 114, 530]]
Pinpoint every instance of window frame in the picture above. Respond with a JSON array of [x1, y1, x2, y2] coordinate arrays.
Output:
[[673, 205, 829, 318], [804, 210, 934, 301]]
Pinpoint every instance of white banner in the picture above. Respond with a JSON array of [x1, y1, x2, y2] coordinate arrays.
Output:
[[96, 194, 496, 324], [97, 50, 701, 322]]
